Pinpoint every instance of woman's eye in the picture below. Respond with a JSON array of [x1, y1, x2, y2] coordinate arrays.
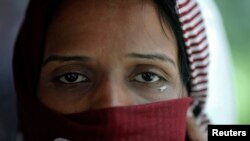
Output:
[[133, 72, 161, 83], [57, 72, 89, 84]]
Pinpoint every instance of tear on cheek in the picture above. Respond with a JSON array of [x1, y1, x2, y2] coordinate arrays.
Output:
[[158, 85, 167, 92]]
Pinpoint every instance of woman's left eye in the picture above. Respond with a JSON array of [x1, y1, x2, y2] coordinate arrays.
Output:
[[133, 72, 162, 83]]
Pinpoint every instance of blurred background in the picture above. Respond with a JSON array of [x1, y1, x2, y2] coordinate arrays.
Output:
[[0, 0, 28, 141], [0, 0, 249, 140], [214, 0, 250, 124]]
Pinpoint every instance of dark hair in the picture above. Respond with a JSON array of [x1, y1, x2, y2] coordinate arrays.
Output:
[[153, 0, 192, 94]]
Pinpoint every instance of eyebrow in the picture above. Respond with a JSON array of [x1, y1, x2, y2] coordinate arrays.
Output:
[[126, 53, 176, 67], [43, 55, 92, 66], [42, 53, 176, 67]]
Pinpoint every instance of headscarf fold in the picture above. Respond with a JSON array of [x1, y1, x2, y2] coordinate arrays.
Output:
[[176, 0, 209, 131]]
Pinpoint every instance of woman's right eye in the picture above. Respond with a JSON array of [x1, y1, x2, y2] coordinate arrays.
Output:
[[57, 72, 89, 84]]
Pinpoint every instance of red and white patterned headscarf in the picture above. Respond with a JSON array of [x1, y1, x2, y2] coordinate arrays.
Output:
[[177, 0, 209, 132]]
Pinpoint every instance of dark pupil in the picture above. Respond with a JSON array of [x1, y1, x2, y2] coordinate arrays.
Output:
[[142, 72, 154, 81], [65, 73, 78, 82]]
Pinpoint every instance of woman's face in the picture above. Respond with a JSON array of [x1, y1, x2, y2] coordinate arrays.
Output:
[[37, 0, 187, 114]]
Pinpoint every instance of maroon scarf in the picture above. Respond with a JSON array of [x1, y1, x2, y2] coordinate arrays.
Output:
[[20, 95, 191, 141]]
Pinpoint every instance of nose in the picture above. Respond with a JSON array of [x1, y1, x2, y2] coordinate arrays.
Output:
[[89, 77, 135, 110]]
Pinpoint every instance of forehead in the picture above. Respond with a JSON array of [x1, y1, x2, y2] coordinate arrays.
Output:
[[45, 0, 177, 61]]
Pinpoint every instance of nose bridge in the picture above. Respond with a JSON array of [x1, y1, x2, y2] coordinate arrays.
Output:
[[90, 76, 134, 110]]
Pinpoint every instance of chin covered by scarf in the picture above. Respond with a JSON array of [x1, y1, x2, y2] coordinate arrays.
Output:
[[20, 94, 192, 141], [13, 0, 209, 140]]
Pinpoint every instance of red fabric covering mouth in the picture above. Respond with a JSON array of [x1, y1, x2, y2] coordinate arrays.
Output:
[[20, 97, 192, 141]]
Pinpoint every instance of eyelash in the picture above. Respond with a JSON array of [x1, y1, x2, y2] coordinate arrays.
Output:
[[131, 72, 166, 83], [55, 72, 89, 84]]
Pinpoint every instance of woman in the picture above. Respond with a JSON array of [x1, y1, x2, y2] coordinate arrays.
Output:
[[13, 0, 209, 140]]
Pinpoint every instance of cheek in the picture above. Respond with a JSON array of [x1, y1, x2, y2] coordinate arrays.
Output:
[[37, 77, 184, 114], [127, 82, 180, 102], [37, 75, 92, 113]]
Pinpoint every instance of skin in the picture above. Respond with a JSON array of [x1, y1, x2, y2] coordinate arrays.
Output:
[[38, 0, 187, 113]]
